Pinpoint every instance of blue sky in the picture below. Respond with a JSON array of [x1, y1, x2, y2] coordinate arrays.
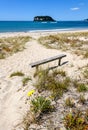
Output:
[[0, 0, 88, 21]]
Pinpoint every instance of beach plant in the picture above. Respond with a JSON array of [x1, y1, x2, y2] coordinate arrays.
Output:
[[10, 71, 24, 77], [83, 69, 88, 79], [34, 68, 70, 100], [22, 77, 31, 86], [27, 90, 35, 97], [79, 95, 86, 104], [73, 81, 88, 92], [65, 97, 74, 107], [38, 32, 88, 57], [30, 96, 53, 118], [64, 109, 88, 130], [52, 69, 66, 77], [0, 36, 31, 59], [77, 83, 88, 92], [0, 53, 5, 59], [84, 51, 88, 58]]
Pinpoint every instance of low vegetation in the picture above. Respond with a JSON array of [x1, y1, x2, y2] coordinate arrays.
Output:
[[64, 109, 88, 130], [10, 71, 24, 77], [22, 77, 31, 86], [38, 32, 88, 57], [74, 81, 88, 92], [34, 68, 70, 100], [0, 36, 31, 59], [79, 94, 86, 104], [65, 97, 74, 107], [30, 96, 53, 119]]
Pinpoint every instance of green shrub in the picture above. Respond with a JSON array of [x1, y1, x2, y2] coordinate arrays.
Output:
[[77, 84, 88, 92], [64, 109, 88, 130], [73, 81, 88, 92], [30, 96, 53, 118], [34, 68, 70, 100], [10, 71, 24, 77]]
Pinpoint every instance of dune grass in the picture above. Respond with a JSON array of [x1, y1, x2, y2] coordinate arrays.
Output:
[[38, 32, 88, 57], [0, 36, 31, 59], [10, 71, 24, 77], [64, 109, 88, 130], [22, 77, 31, 86], [34, 68, 70, 100]]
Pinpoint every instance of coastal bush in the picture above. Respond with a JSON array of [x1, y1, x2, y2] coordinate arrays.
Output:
[[64, 109, 88, 130], [30, 96, 53, 118], [77, 84, 88, 92], [73, 81, 88, 92], [38, 32, 88, 57], [34, 68, 70, 100], [0, 36, 31, 59], [10, 71, 24, 77]]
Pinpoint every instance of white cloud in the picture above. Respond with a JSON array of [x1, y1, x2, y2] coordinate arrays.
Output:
[[70, 7, 80, 11]]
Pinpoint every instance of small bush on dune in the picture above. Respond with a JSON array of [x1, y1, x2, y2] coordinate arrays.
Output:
[[0, 36, 31, 59], [34, 68, 70, 100], [73, 81, 88, 92], [64, 109, 88, 130], [30, 96, 53, 118]]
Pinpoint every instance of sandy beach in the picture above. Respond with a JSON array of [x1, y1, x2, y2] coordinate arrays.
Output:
[[0, 30, 88, 130]]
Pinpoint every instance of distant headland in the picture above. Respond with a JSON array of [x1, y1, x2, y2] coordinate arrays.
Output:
[[33, 16, 56, 22], [84, 19, 88, 21]]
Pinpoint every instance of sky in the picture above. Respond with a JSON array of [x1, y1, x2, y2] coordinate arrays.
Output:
[[0, 0, 88, 21]]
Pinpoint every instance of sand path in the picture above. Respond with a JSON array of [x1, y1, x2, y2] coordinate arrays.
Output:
[[0, 39, 64, 130], [0, 38, 87, 130]]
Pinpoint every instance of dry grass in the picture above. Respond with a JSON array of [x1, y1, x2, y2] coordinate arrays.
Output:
[[34, 68, 70, 100], [38, 32, 88, 57], [0, 36, 31, 59], [64, 109, 88, 130]]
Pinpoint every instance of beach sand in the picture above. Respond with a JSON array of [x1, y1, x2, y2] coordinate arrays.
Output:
[[0, 30, 88, 130]]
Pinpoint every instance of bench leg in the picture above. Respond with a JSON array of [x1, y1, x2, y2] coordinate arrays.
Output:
[[58, 59, 61, 66], [36, 65, 39, 71]]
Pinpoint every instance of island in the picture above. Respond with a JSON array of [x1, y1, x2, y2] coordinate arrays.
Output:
[[84, 19, 88, 21], [34, 16, 56, 22]]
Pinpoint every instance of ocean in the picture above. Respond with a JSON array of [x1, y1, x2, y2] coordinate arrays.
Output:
[[0, 21, 88, 33]]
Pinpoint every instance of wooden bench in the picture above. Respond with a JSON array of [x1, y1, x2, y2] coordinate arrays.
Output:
[[30, 54, 66, 69]]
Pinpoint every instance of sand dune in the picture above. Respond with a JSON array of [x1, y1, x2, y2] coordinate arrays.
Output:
[[0, 31, 88, 130]]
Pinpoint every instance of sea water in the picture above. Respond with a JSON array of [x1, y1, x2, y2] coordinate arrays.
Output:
[[0, 21, 88, 33]]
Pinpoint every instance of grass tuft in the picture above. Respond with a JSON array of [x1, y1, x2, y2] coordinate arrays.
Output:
[[34, 68, 70, 100], [65, 97, 74, 107], [10, 71, 24, 77], [22, 77, 31, 86], [30, 96, 53, 119], [64, 109, 88, 130]]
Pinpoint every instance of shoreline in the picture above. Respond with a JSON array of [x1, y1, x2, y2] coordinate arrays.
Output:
[[0, 28, 88, 38]]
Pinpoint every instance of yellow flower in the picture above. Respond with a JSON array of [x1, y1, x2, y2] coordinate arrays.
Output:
[[27, 90, 35, 97]]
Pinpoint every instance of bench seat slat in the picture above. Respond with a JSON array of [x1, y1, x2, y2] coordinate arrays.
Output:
[[30, 54, 66, 67]]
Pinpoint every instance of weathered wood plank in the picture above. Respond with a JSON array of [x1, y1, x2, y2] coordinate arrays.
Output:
[[30, 54, 66, 68]]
